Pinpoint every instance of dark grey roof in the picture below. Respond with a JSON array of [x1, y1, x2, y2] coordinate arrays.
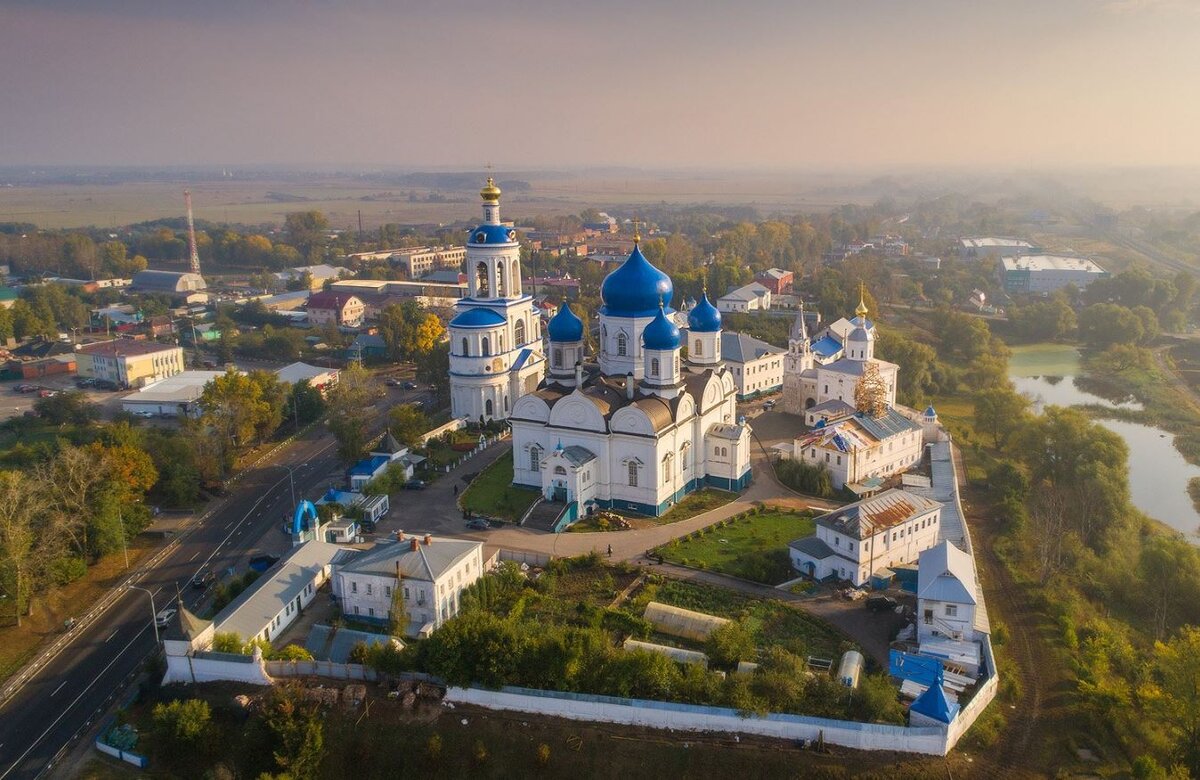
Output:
[[721, 331, 785, 364], [788, 535, 836, 559], [132, 270, 207, 292], [813, 488, 941, 540], [854, 408, 920, 440], [338, 537, 479, 582], [561, 445, 596, 466], [304, 624, 399, 663]]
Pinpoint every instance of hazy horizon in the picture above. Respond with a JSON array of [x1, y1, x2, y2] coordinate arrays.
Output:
[[2, 0, 1200, 170]]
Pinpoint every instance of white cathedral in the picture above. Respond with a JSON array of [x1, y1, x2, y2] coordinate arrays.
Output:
[[450, 210, 753, 518], [448, 178, 547, 421]]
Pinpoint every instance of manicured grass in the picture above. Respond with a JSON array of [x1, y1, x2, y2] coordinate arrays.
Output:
[[460, 451, 540, 522], [571, 488, 738, 531], [654, 509, 815, 585]]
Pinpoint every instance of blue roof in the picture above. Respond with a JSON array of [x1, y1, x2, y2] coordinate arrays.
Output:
[[910, 669, 959, 724], [510, 347, 533, 372], [924, 405, 937, 418], [450, 308, 507, 328], [468, 224, 518, 245], [642, 306, 681, 350], [547, 302, 584, 342], [687, 292, 722, 333], [349, 455, 390, 477], [600, 244, 673, 317], [811, 335, 843, 357]]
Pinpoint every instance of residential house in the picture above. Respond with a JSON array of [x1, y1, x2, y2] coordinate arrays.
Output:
[[717, 282, 772, 313], [274, 361, 339, 394], [755, 268, 793, 295], [333, 534, 487, 636], [916, 540, 985, 644], [307, 292, 365, 328], [788, 488, 942, 586]]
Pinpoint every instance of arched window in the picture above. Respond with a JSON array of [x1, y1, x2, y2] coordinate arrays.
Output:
[[553, 348, 562, 367], [721, 447, 727, 457], [694, 339, 702, 356], [650, 358, 660, 377], [554, 466, 567, 476], [662, 455, 671, 483], [627, 461, 638, 487], [617, 333, 627, 357], [482, 336, 490, 356], [680, 445, 689, 471], [530, 446, 541, 472], [514, 319, 526, 345], [476, 262, 489, 297], [496, 261, 506, 297], [485, 399, 494, 417], [461, 337, 469, 356]]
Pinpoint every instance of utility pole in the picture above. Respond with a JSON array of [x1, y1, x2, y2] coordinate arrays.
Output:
[[128, 585, 159, 645]]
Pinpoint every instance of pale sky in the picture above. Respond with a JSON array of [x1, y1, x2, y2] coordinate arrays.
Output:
[[1, 0, 1198, 169]]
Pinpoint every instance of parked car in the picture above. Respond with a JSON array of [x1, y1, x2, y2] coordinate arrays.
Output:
[[865, 595, 899, 613], [386, 378, 402, 386], [37, 389, 57, 398], [762, 399, 777, 410], [465, 518, 490, 530], [133, 410, 155, 418], [154, 607, 178, 627], [403, 381, 418, 390], [190, 571, 215, 591], [403, 479, 426, 490]]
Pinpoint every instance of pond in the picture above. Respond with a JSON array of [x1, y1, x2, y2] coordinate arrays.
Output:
[[1009, 344, 1200, 541]]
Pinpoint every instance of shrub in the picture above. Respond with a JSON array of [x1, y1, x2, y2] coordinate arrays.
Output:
[[48, 555, 87, 586], [536, 743, 551, 767], [152, 698, 211, 747], [426, 734, 443, 761]]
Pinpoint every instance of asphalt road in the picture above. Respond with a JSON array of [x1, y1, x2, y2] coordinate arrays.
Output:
[[0, 384, 420, 779]]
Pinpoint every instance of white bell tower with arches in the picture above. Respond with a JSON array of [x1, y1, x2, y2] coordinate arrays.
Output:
[[448, 178, 545, 422]]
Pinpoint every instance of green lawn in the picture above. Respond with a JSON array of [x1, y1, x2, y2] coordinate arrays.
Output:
[[570, 488, 739, 531], [654, 509, 815, 585], [460, 451, 540, 522]]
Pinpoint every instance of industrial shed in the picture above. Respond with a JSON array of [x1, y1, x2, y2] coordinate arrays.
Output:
[[643, 601, 729, 642]]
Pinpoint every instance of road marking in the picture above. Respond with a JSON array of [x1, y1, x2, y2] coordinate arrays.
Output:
[[50, 681, 68, 697], [0, 625, 150, 780], [104, 629, 119, 643], [188, 551, 199, 562]]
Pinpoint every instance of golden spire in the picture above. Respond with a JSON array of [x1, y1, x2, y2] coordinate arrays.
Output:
[[632, 216, 641, 244], [480, 176, 501, 203], [855, 282, 868, 319]]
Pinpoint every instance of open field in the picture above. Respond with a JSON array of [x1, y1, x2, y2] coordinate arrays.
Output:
[[0, 171, 866, 230], [655, 509, 815, 585]]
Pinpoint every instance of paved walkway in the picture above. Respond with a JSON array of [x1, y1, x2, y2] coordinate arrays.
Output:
[[384, 438, 514, 536]]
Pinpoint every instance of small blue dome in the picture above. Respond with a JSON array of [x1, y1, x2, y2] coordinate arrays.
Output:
[[848, 324, 873, 343], [468, 224, 518, 245], [687, 292, 722, 333], [600, 244, 674, 317], [924, 404, 937, 418], [450, 308, 507, 328], [547, 303, 583, 342], [642, 306, 681, 350]]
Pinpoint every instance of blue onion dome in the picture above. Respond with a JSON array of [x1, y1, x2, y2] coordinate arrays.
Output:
[[547, 302, 584, 342], [600, 244, 673, 317], [924, 404, 937, 418], [469, 224, 518, 245], [687, 291, 722, 333], [643, 304, 681, 350], [848, 323, 873, 342]]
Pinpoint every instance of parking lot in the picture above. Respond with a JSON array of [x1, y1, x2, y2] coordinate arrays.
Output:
[[0, 375, 129, 421]]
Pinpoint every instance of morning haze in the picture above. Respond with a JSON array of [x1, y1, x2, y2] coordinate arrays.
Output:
[[2, 0, 1199, 170]]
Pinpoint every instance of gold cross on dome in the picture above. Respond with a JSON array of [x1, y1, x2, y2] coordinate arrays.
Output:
[[632, 216, 641, 243]]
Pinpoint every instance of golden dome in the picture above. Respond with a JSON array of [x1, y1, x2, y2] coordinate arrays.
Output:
[[855, 282, 869, 318], [480, 177, 501, 202]]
